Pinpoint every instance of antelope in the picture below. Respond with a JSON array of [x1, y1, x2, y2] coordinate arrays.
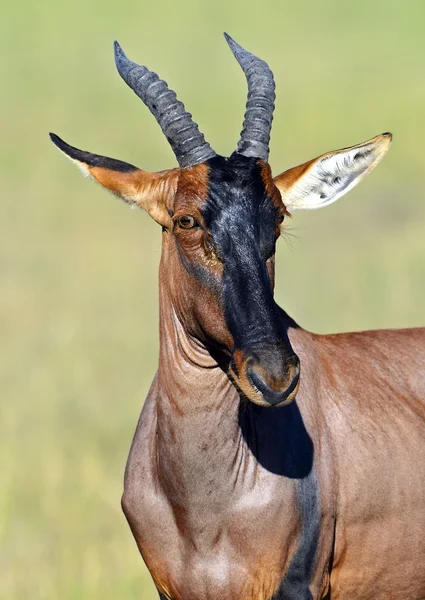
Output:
[[50, 35, 425, 600]]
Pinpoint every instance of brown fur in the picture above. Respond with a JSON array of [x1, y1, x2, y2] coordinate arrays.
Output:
[[258, 160, 290, 215]]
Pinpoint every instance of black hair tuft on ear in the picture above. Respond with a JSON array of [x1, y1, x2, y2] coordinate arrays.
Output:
[[49, 133, 138, 173]]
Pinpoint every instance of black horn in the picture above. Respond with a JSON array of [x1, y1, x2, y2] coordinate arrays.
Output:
[[114, 41, 216, 168], [224, 34, 275, 162]]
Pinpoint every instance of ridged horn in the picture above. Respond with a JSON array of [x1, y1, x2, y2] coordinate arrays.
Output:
[[114, 41, 216, 168], [224, 34, 275, 162]]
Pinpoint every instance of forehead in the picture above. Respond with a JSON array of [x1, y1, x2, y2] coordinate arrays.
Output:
[[173, 154, 283, 224]]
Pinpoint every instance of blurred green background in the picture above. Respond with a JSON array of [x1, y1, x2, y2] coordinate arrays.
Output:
[[2, 0, 425, 598]]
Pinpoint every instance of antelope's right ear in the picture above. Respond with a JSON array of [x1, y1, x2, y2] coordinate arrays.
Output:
[[49, 133, 178, 227]]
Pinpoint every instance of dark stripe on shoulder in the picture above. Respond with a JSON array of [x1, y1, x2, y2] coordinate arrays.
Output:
[[272, 471, 321, 600], [239, 402, 321, 599]]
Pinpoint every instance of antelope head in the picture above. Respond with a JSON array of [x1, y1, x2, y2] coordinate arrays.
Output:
[[50, 35, 391, 407]]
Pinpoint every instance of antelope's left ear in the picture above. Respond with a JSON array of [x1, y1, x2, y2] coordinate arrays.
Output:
[[273, 133, 392, 212], [49, 133, 179, 227]]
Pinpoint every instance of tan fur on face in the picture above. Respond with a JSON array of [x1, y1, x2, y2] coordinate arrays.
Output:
[[171, 163, 210, 217], [171, 163, 225, 276]]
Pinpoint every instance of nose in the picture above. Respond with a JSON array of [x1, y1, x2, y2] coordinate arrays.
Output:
[[246, 357, 300, 406]]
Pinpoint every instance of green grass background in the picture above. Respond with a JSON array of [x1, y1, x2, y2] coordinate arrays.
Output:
[[2, 0, 425, 598]]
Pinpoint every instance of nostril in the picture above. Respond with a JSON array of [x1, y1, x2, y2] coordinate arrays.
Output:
[[247, 366, 271, 397], [286, 366, 300, 396]]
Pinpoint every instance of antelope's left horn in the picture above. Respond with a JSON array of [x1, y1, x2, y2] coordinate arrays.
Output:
[[114, 41, 216, 168], [225, 34, 275, 162]]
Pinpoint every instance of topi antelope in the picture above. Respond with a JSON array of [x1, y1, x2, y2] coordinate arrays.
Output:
[[50, 34, 425, 600]]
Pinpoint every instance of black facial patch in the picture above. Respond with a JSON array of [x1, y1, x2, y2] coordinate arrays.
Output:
[[203, 153, 278, 264], [202, 153, 285, 353], [49, 133, 138, 173]]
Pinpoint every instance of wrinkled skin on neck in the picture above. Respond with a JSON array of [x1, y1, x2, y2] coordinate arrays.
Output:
[[161, 153, 300, 407]]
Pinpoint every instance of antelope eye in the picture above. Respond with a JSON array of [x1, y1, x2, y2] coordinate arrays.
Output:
[[178, 215, 196, 229]]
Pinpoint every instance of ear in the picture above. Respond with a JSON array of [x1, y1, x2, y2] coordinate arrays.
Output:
[[273, 133, 392, 211], [49, 133, 178, 227]]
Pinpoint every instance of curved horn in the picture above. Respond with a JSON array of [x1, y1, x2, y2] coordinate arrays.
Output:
[[114, 41, 216, 168], [224, 34, 275, 162]]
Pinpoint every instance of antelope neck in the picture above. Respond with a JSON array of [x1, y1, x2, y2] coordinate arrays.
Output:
[[155, 284, 244, 513]]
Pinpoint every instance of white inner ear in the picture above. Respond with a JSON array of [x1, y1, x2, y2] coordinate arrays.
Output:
[[286, 144, 382, 211]]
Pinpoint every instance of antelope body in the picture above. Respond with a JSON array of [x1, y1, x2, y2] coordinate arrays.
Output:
[[51, 35, 425, 600]]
